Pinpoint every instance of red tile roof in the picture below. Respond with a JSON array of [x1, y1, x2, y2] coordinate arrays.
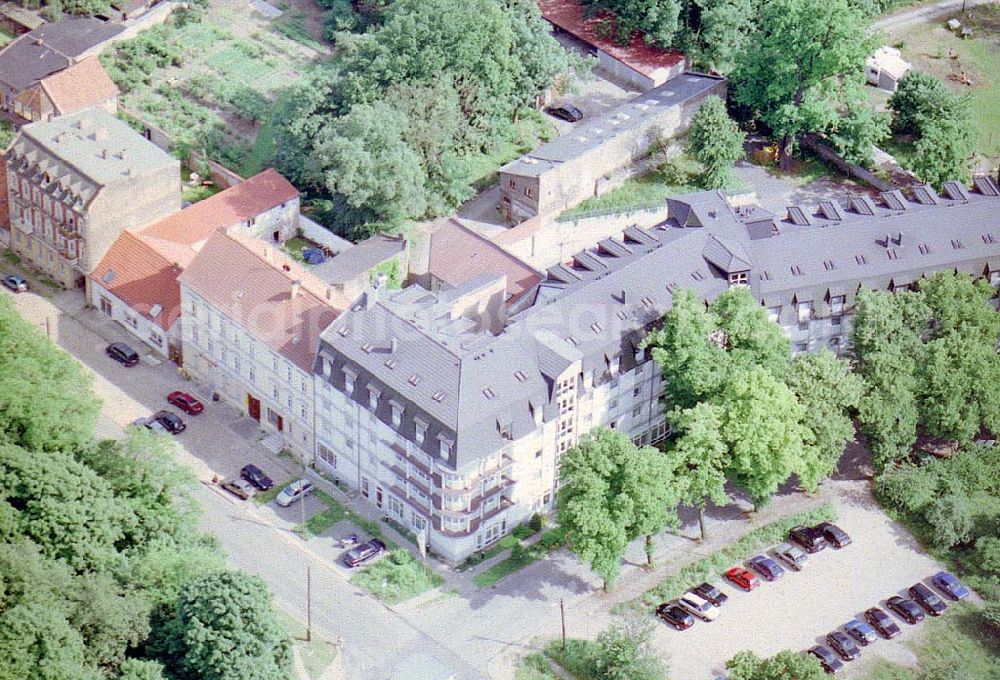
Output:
[[89, 231, 182, 332], [178, 232, 348, 372], [38, 57, 119, 116], [537, 0, 686, 80], [429, 218, 543, 303], [140, 169, 299, 267]]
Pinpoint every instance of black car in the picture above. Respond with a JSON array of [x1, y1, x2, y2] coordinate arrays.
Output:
[[656, 602, 695, 630], [343, 538, 386, 568], [692, 582, 728, 606], [808, 645, 843, 674], [909, 583, 947, 616], [240, 464, 274, 491], [886, 596, 925, 625], [544, 104, 583, 123], [150, 410, 185, 434], [864, 607, 901, 639], [842, 618, 879, 646], [789, 525, 828, 553], [106, 342, 139, 367], [826, 631, 861, 661], [815, 522, 852, 548]]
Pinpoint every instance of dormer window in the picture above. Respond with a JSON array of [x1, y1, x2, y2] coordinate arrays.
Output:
[[367, 385, 380, 411], [439, 437, 453, 458], [390, 400, 403, 428], [728, 270, 749, 286], [414, 419, 427, 445], [607, 354, 620, 376], [344, 368, 357, 393], [499, 421, 512, 441]]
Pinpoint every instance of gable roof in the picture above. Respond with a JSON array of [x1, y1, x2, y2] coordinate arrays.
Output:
[[0, 17, 123, 92], [428, 218, 543, 303], [38, 57, 119, 116], [178, 232, 348, 372], [139, 169, 299, 267], [89, 231, 182, 332]]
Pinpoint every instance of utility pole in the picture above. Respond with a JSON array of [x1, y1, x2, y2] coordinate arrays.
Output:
[[45, 316, 50, 338], [306, 565, 312, 642], [560, 598, 566, 650]]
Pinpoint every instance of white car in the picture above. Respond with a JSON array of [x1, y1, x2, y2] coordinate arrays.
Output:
[[679, 592, 720, 622], [275, 479, 315, 507], [774, 542, 809, 571], [131, 416, 168, 435]]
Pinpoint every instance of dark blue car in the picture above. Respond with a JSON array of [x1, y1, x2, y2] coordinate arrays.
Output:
[[931, 571, 970, 601], [748, 555, 786, 581]]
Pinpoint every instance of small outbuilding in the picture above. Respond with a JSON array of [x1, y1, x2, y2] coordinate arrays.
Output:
[[866, 46, 912, 92]]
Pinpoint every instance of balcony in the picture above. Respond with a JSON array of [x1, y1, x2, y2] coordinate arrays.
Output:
[[480, 496, 514, 522]]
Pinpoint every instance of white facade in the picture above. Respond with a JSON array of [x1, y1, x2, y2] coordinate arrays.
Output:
[[180, 286, 316, 457], [90, 279, 174, 355]]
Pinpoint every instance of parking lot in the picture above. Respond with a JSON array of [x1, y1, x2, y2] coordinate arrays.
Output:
[[653, 484, 960, 678]]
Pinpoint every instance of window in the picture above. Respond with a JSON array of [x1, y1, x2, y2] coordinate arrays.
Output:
[[524, 187, 533, 198], [344, 369, 356, 393], [286, 364, 292, 381], [766, 306, 781, 323], [149, 330, 163, 346], [439, 439, 453, 458], [249, 367, 255, 384], [797, 301, 812, 321], [192, 328, 200, 346], [508, 179, 515, 189], [794, 341, 809, 353], [361, 478, 370, 498], [829, 337, 841, 348], [415, 421, 426, 445], [831, 315, 843, 327], [232, 355, 241, 372], [830, 295, 845, 314], [729, 271, 749, 285], [272, 384, 279, 400], [633, 386, 641, 398], [991, 270, 1000, 286], [391, 402, 403, 428], [632, 405, 642, 418], [499, 422, 512, 440], [300, 403, 307, 419], [368, 387, 380, 411], [318, 444, 337, 468], [535, 450, 542, 459], [125, 314, 138, 329], [300, 377, 307, 393], [411, 514, 427, 532]]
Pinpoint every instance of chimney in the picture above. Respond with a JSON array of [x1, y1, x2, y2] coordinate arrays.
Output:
[[390, 338, 398, 353], [100, 148, 110, 159], [373, 271, 388, 290], [325, 287, 334, 302], [291, 280, 302, 299], [91, 128, 108, 142]]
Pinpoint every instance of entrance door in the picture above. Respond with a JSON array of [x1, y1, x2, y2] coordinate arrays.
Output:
[[375, 486, 383, 509], [247, 395, 261, 421], [276, 415, 283, 432]]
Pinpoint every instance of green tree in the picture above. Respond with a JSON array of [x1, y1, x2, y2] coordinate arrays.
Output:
[[558, 429, 681, 588], [924, 493, 974, 548], [0, 602, 99, 680], [974, 535, 1000, 578], [688, 95, 746, 189], [669, 402, 730, 540], [716, 366, 811, 509], [910, 117, 974, 186], [831, 101, 890, 168], [0, 297, 100, 451], [624, 443, 685, 566], [163, 571, 292, 680], [726, 649, 826, 680], [588, 0, 683, 47], [732, 0, 871, 168], [888, 71, 956, 136], [311, 102, 428, 235], [787, 351, 864, 490], [69, 573, 151, 674], [592, 615, 668, 680], [695, 0, 757, 74], [118, 659, 168, 680]]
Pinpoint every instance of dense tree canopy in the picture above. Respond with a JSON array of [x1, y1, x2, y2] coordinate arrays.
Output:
[[0, 297, 285, 678], [646, 287, 858, 509], [852, 272, 1000, 468], [732, 0, 872, 167], [275, 0, 578, 239], [558, 428, 683, 588]]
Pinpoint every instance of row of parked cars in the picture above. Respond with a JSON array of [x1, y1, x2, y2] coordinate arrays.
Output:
[[807, 571, 971, 674], [656, 522, 852, 631]]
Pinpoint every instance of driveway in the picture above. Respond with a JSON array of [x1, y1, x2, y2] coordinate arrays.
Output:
[[873, 0, 995, 31], [648, 482, 958, 679]]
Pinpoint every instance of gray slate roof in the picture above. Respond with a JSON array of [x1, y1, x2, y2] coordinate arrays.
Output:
[[0, 17, 123, 92], [317, 178, 1000, 471], [312, 234, 406, 284]]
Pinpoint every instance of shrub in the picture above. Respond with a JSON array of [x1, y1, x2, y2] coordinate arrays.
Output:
[[538, 526, 566, 552], [983, 602, 1000, 639], [924, 493, 975, 549], [875, 463, 940, 514], [512, 524, 535, 541], [529, 513, 544, 533]]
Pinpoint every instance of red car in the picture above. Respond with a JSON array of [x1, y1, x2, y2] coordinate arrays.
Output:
[[725, 566, 761, 591], [167, 391, 204, 415]]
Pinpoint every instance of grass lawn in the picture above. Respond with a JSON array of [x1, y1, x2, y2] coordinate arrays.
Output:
[[865, 603, 1000, 680], [887, 4, 1000, 167], [283, 236, 312, 263], [276, 610, 339, 679], [0, 27, 14, 48], [473, 527, 566, 588], [559, 154, 706, 219], [181, 183, 223, 204], [351, 550, 444, 604]]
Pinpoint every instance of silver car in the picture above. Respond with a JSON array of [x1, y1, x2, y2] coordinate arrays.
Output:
[[774, 542, 809, 571], [275, 479, 315, 507]]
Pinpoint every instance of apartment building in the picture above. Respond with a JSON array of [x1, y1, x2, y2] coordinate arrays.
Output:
[[179, 232, 349, 457], [87, 169, 300, 359], [313, 178, 1000, 563], [498, 73, 726, 222], [4, 107, 179, 287]]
